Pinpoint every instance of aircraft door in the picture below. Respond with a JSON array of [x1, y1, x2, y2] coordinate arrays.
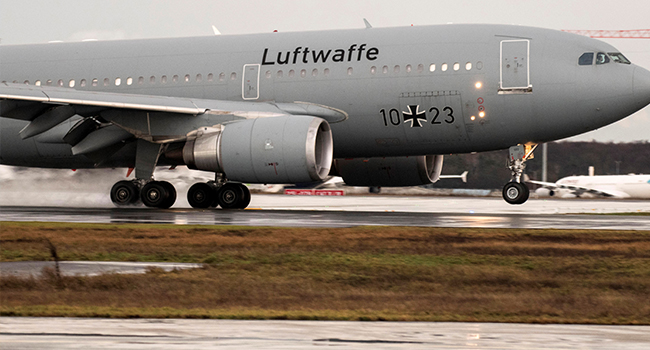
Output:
[[500, 40, 531, 91], [242, 64, 260, 100]]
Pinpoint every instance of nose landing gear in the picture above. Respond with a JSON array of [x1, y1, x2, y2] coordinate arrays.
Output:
[[502, 144, 536, 205]]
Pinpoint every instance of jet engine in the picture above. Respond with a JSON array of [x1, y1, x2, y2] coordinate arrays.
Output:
[[333, 155, 444, 186], [180, 115, 333, 183]]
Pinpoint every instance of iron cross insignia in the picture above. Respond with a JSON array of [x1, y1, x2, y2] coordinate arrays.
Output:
[[403, 105, 427, 127]]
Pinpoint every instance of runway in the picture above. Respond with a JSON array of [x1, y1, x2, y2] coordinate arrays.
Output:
[[2, 317, 649, 349], [1, 196, 649, 229]]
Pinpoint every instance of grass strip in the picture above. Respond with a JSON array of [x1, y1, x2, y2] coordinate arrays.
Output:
[[1, 221, 650, 324]]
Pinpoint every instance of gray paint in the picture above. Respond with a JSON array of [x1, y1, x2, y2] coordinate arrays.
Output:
[[1, 24, 650, 175]]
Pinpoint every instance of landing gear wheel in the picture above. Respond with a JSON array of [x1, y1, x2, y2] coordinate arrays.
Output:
[[216, 183, 247, 209], [236, 183, 251, 209], [110, 180, 140, 206], [502, 182, 530, 205], [187, 183, 215, 209], [141, 181, 175, 209], [158, 181, 177, 209]]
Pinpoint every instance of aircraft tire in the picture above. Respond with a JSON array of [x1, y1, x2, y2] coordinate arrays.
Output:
[[141, 181, 173, 209], [187, 183, 215, 209], [216, 183, 246, 209], [158, 181, 177, 209], [502, 182, 529, 205], [110, 180, 140, 206], [236, 183, 251, 209]]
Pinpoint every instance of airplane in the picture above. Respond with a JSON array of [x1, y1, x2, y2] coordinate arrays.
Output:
[[529, 174, 650, 199], [1, 24, 649, 209]]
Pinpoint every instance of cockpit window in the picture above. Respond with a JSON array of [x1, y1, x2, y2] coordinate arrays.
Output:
[[595, 52, 610, 65], [608, 52, 631, 64], [578, 52, 594, 66]]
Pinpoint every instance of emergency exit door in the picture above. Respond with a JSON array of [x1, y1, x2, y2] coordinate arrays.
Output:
[[500, 40, 531, 91], [242, 64, 260, 100]]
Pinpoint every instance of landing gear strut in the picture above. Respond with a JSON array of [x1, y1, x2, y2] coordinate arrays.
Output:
[[502, 144, 536, 205], [187, 176, 251, 210]]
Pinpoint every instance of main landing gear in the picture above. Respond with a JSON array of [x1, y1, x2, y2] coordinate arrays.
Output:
[[502, 144, 536, 205], [110, 180, 177, 209], [187, 180, 251, 210]]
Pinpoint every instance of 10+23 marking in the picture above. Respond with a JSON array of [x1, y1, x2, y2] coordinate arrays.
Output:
[[380, 105, 455, 127]]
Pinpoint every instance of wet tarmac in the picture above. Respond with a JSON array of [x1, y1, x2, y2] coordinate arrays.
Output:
[[0, 261, 202, 277], [1, 317, 649, 349], [1, 200, 649, 230]]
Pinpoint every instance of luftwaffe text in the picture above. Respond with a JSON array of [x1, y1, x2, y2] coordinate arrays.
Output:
[[261, 44, 379, 65]]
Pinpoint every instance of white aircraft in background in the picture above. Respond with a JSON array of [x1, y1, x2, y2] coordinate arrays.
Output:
[[528, 171, 650, 199]]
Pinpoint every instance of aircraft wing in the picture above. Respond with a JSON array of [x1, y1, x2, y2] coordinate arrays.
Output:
[[0, 83, 346, 158], [526, 179, 629, 198]]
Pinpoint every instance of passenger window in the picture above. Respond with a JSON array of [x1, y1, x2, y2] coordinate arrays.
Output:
[[441, 63, 448, 72], [348, 67, 354, 75], [126, 77, 133, 85], [476, 61, 483, 70], [429, 64, 436, 72], [230, 72, 236, 80], [312, 69, 318, 77], [207, 73, 214, 82], [417, 64, 424, 73], [24, 80, 30, 85], [46, 79, 52, 86], [68, 79, 75, 88], [406, 64, 412, 73], [465, 62, 472, 70], [150, 76, 156, 84], [277, 70, 283, 78], [393, 65, 400, 73], [608, 52, 631, 64], [115, 78, 121, 86], [596, 53, 610, 65], [370, 66, 377, 74], [57, 79, 64, 87], [196, 74, 202, 82], [184, 74, 190, 82], [579, 52, 594, 66], [138, 76, 144, 84], [288, 70, 295, 78], [35, 80, 41, 86], [453, 62, 460, 71], [161, 76, 167, 84], [80, 79, 86, 87], [323, 68, 330, 76], [301, 69, 306, 77], [382, 65, 388, 74], [266, 70, 272, 78], [92, 78, 98, 87], [103, 78, 109, 86], [218, 73, 225, 81], [172, 75, 178, 83]]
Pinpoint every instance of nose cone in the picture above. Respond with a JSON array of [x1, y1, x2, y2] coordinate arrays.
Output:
[[634, 66, 650, 109]]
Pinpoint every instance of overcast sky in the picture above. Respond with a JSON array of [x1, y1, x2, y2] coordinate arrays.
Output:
[[1, 0, 649, 142]]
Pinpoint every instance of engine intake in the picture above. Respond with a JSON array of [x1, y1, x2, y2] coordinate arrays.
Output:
[[182, 115, 333, 183], [333, 155, 444, 186]]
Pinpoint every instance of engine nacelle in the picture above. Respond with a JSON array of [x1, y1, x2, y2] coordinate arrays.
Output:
[[333, 155, 444, 187], [182, 116, 333, 183]]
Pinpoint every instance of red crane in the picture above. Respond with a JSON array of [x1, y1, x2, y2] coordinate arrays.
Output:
[[562, 29, 650, 39]]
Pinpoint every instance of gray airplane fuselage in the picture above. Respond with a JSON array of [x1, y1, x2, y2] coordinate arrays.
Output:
[[1, 24, 650, 168]]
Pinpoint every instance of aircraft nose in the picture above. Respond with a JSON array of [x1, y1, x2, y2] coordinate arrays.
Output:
[[634, 66, 650, 108]]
